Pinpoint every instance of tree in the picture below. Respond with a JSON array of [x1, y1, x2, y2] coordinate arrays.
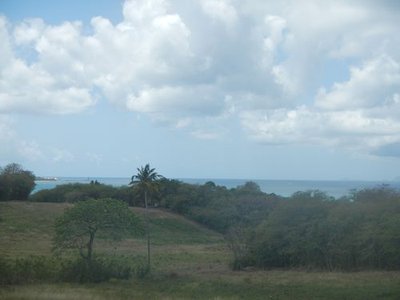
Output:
[[235, 181, 262, 194], [130, 164, 163, 272], [0, 163, 35, 201], [54, 198, 142, 262]]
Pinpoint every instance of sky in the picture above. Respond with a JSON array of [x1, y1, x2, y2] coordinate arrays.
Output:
[[0, 0, 400, 180]]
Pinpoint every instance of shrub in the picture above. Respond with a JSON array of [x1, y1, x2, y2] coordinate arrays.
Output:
[[60, 255, 145, 283], [0, 256, 60, 285], [0, 255, 146, 285]]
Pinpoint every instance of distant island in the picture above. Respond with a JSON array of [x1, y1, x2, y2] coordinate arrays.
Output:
[[35, 176, 58, 181]]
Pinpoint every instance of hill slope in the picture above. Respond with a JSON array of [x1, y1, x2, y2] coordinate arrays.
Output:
[[0, 201, 225, 270]]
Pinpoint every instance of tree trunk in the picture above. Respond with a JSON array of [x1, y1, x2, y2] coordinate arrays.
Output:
[[144, 190, 151, 272]]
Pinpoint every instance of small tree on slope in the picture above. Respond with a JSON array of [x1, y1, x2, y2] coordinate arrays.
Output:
[[53, 198, 142, 262]]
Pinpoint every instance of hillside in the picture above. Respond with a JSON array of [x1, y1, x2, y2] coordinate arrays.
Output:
[[1, 201, 400, 299], [0, 202, 226, 272]]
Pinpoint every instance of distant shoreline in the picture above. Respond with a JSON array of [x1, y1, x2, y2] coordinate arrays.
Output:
[[35, 177, 58, 182]]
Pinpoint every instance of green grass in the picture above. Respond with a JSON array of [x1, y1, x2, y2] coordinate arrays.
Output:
[[1, 201, 400, 299], [135, 207, 222, 245], [0, 202, 70, 257], [1, 271, 399, 299], [0, 202, 223, 259]]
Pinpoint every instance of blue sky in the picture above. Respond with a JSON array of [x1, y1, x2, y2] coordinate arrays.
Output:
[[1, 0, 400, 180]]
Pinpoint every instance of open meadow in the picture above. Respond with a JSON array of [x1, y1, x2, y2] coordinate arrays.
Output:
[[1, 201, 400, 299]]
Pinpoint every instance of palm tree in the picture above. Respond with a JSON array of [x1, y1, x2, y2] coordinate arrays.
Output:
[[130, 164, 163, 273]]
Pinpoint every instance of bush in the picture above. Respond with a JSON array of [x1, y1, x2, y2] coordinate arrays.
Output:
[[0, 256, 60, 285], [0, 255, 146, 285], [60, 255, 145, 283]]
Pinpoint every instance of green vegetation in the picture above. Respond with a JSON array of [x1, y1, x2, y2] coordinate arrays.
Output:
[[1, 163, 400, 298], [0, 163, 35, 201], [0, 255, 144, 284], [1, 201, 400, 299], [54, 198, 142, 261], [239, 188, 400, 271], [129, 164, 163, 273], [0, 200, 227, 286], [30, 182, 135, 204], [157, 179, 281, 232], [27, 175, 400, 271], [1, 271, 400, 300]]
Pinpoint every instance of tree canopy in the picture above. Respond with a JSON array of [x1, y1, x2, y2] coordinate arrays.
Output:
[[54, 198, 142, 261], [0, 163, 35, 201], [130, 163, 163, 206]]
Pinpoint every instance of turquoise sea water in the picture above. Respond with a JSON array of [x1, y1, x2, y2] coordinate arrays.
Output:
[[33, 177, 400, 198]]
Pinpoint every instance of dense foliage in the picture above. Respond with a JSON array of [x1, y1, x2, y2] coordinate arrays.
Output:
[[30, 182, 138, 204], [234, 187, 400, 271], [157, 179, 281, 232], [0, 163, 35, 201], [29, 177, 400, 271]]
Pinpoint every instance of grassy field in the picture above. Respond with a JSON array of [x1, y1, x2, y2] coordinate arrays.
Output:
[[1, 201, 400, 299]]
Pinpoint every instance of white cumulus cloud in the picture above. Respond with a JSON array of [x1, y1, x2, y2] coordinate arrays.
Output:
[[1, 0, 400, 156], [316, 55, 400, 111], [0, 17, 95, 114], [241, 107, 400, 152]]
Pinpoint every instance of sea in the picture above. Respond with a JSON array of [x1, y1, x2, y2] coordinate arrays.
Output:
[[33, 177, 400, 199]]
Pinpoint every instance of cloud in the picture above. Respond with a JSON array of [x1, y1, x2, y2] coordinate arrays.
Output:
[[316, 55, 400, 111], [0, 115, 15, 141], [52, 148, 75, 163], [191, 129, 221, 140], [1, 0, 291, 120], [374, 142, 400, 157], [0, 116, 76, 165], [13, 18, 45, 45], [1, 0, 400, 156], [234, 0, 400, 155], [0, 115, 46, 163], [200, 0, 238, 29], [242, 56, 400, 152], [0, 17, 95, 114], [241, 107, 400, 153], [86, 152, 103, 165], [0, 17, 14, 68], [122, 0, 169, 24], [17, 140, 44, 161], [126, 85, 225, 123]]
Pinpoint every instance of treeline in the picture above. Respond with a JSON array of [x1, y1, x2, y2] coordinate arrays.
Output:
[[5, 164, 399, 271], [30, 179, 281, 233], [30, 182, 136, 205]]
